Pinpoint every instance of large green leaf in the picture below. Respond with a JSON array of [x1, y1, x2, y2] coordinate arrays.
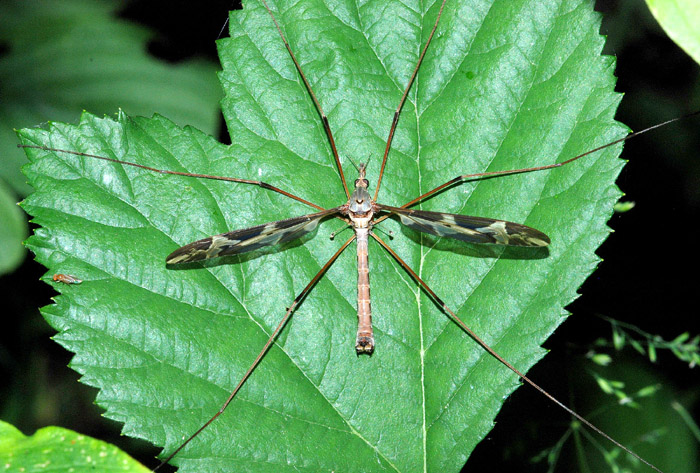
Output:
[[18, 0, 628, 472]]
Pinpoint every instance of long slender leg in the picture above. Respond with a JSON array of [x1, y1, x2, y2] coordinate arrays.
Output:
[[373, 0, 448, 202], [18, 144, 325, 211], [260, 0, 350, 199], [370, 232, 665, 473], [152, 234, 356, 472], [397, 111, 700, 210]]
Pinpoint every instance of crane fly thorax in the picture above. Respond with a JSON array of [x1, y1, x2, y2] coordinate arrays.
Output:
[[348, 186, 374, 227]]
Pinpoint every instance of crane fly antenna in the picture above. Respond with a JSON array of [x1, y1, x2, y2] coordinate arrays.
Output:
[[217, 19, 229, 40], [373, 0, 448, 202], [260, 0, 350, 199], [216, 1, 239, 40], [346, 156, 360, 173]]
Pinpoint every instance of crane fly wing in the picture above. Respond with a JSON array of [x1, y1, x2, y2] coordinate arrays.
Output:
[[167, 207, 341, 264], [379, 205, 550, 247]]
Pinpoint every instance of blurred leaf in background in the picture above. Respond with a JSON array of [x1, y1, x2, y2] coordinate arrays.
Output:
[[0, 179, 27, 275], [0, 0, 224, 275]]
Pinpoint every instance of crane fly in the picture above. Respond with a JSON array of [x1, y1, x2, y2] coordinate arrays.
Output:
[[164, 159, 550, 354], [17, 0, 698, 471]]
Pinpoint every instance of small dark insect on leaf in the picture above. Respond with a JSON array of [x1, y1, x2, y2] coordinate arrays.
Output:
[[52, 274, 82, 285]]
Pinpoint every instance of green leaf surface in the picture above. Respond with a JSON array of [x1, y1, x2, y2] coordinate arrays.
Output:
[[646, 0, 700, 65], [18, 0, 628, 472], [0, 179, 27, 275], [0, 420, 149, 473], [0, 0, 221, 196]]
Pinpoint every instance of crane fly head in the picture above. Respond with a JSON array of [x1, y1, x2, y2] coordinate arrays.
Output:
[[348, 162, 373, 215], [354, 162, 369, 189]]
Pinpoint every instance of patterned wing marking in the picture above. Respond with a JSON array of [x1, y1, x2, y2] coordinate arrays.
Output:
[[379, 205, 550, 247], [167, 207, 340, 264]]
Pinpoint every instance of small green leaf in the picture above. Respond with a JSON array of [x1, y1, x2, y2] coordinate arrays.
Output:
[[18, 0, 628, 472], [671, 332, 690, 345], [671, 401, 700, 442], [630, 339, 645, 355], [637, 384, 661, 398], [596, 376, 616, 395], [648, 342, 657, 362], [613, 326, 626, 350], [610, 379, 626, 389], [592, 353, 614, 366], [613, 200, 635, 213], [0, 420, 149, 473]]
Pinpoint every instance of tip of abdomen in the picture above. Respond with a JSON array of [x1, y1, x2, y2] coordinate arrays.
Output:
[[355, 335, 375, 355]]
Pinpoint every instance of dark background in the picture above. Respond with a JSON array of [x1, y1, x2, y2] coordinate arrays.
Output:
[[1, 1, 698, 472]]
